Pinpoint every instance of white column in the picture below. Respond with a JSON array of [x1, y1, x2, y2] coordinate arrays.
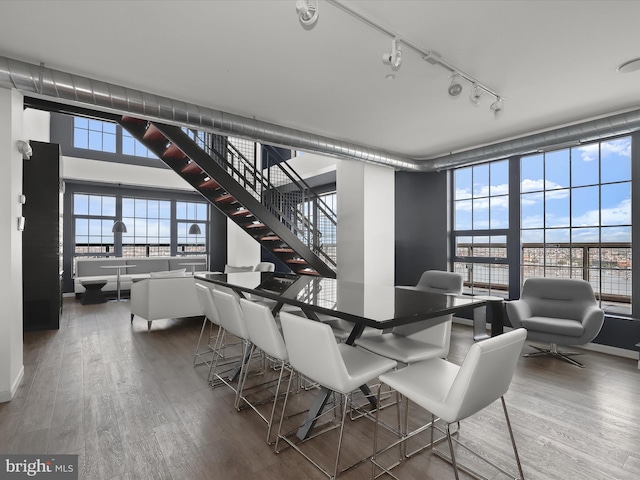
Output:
[[226, 219, 260, 269], [0, 88, 25, 402], [336, 160, 395, 290]]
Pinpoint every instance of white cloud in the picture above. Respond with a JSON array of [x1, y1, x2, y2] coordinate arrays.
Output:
[[455, 188, 472, 200], [521, 178, 569, 195], [601, 138, 631, 158], [575, 138, 630, 163], [575, 144, 599, 163]]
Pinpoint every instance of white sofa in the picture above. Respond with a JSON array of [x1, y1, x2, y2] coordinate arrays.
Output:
[[130, 275, 203, 331], [74, 256, 207, 294]]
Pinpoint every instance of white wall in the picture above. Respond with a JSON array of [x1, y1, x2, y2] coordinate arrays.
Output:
[[23, 108, 50, 142], [63, 156, 195, 190], [288, 152, 338, 179], [0, 88, 25, 402]]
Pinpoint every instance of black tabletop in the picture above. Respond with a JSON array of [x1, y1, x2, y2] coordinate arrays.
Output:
[[195, 272, 494, 330]]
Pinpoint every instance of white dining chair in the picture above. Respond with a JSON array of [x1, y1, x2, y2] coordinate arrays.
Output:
[[356, 270, 463, 364], [276, 312, 397, 480], [209, 289, 252, 396], [239, 298, 291, 444], [371, 328, 527, 480], [193, 282, 221, 368], [254, 261, 275, 272]]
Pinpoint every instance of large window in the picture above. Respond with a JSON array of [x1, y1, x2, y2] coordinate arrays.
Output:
[[73, 117, 116, 153], [122, 130, 157, 158], [176, 201, 208, 254], [72, 192, 208, 260], [520, 137, 631, 314], [122, 198, 172, 257], [73, 194, 117, 256], [73, 116, 157, 160], [453, 160, 510, 297]]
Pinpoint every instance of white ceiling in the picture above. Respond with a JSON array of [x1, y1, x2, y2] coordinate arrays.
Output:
[[1, 0, 640, 162]]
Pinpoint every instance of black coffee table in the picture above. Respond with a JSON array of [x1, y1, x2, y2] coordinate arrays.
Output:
[[81, 279, 108, 305]]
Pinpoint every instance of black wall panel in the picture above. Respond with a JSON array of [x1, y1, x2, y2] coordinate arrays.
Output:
[[23, 141, 62, 331], [395, 170, 449, 286]]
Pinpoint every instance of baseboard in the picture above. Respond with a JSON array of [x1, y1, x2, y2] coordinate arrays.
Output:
[[0, 365, 24, 403], [580, 342, 638, 360], [452, 317, 639, 364]]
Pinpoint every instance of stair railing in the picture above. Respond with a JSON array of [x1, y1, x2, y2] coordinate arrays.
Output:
[[186, 129, 337, 269]]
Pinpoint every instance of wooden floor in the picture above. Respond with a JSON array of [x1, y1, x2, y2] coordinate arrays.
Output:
[[2, 297, 640, 480]]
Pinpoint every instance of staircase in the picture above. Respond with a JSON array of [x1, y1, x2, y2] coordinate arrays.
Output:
[[118, 116, 337, 278]]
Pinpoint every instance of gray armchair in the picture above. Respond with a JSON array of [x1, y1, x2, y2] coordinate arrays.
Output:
[[506, 277, 604, 368]]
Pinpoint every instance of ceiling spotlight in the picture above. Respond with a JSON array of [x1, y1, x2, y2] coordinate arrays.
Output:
[[382, 37, 402, 69], [296, 0, 318, 27], [617, 57, 640, 74], [490, 97, 505, 117], [469, 83, 484, 106], [448, 74, 463, 97]]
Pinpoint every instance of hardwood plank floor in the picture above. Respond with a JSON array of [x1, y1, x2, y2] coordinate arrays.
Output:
[[1, 297, 640, 479]]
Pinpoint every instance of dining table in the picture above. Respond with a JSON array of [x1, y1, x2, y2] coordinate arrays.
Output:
[[194, 271, 506, 439]]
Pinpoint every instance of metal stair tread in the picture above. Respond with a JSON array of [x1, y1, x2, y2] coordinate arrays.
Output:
[[181, 161, 204, 174]]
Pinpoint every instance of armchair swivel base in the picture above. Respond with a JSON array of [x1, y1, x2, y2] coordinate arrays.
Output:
[[524, 342, 586, 368]]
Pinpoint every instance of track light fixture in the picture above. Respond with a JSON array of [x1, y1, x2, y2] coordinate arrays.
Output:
[[324, 0, 505, 117], [490, 97, 505, 117], [382, 37, 402, 69], [448, 74, 463, 97], [296, 0, 319, 27], [469, 83, 484, 106]]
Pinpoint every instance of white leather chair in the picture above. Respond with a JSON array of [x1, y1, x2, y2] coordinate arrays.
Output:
[[193, 282, 221, 367], [224, 264, 254, 273], [276, 312, 396, 479], [356, 270, 463, 364], [372, 328, 527, 480], [254, 261, 275, 272], [506, 277, 605, 368], [130, 276, 202, 331], [209, 289, 252, 393], [239, 298, 290, 444]]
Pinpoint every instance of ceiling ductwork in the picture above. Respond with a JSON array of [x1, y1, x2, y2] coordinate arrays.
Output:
[[0, 55, 417, 171], [1, 54, 640, 173], [427, 108, 640, 171]]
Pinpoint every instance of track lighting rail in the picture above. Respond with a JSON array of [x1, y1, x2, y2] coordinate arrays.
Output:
[[326, 0, 504, 111]]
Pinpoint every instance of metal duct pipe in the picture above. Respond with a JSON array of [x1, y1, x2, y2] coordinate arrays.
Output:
[[0, 55, 418, 171], [2, 55, 640, 173], [424, 108, 640, 172]]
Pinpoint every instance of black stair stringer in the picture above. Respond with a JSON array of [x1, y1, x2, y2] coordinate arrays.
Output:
[[119, 118, 336, 278]]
